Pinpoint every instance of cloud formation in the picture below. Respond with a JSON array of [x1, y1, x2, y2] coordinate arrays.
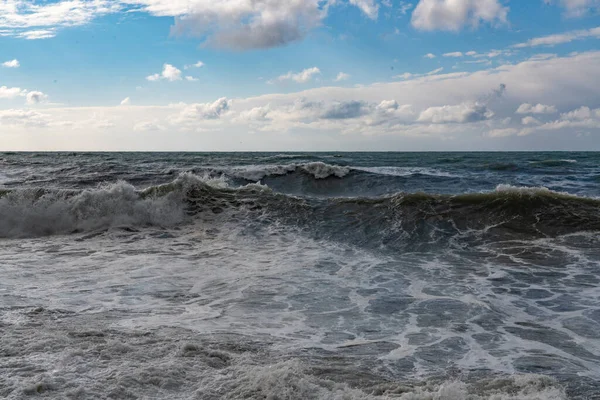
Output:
[[26, 91, 47, 105], [272, 67, 321, 84], [3, 51, 600, 150], [0, 0, 119, 39], [546, 0, 600, 17], [2, 59, 20, 68], [516, 103, 558, 114], [418, 103, 494, 123], [335, 72, 351, 82], [147, 64, 182, 82], [411, 0, 508, 31], [513, 26, 600, 48]]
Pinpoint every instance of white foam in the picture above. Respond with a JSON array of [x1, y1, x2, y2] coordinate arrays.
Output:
[[0, 173, 229, 238], [226, 162, 350, 181], [354, 166, 458, 178]]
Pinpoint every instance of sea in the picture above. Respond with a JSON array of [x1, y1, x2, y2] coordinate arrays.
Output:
[[1, 152, 599, 399]]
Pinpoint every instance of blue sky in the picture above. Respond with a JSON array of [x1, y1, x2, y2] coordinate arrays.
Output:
[[1, 0, 600, 151]]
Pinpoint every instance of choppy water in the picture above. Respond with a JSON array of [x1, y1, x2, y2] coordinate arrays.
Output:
[[1, 152, 600, 399]]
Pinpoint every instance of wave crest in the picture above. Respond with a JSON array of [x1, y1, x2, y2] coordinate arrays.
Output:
[[226, 162, 350, 181]]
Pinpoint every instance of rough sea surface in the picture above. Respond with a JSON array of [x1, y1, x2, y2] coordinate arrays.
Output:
[[1, 152, 600, 399]]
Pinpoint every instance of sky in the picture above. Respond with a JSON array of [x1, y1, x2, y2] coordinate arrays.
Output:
[[1, 0, 600, 151]]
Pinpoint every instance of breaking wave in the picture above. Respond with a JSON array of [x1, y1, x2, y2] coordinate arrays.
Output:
[[2, 173, 600, 242], [218, 162, 351, 181]]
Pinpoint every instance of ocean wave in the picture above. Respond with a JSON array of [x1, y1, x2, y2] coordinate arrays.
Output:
[[483, 162, 519, 171], [216, 163, 458, 181], [221, 162, 351, 181], [204, 359, 567, 400], [529, 159, 578, 167], [2, 176, 600, 240], [353, 166, 459, 178], [0, 174, 231, 238]]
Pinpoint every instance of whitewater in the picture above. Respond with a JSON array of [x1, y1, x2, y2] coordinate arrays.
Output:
[[1, 152, 599, 399]]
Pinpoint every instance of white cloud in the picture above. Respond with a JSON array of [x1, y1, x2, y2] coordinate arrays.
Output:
[[120, 0, 381, 50], [516, 103, 558, 114], [516, 105, 600, 136], [488, 128, 519, 137], [185, 76, 199, 82], [0, 109, 50, 127], [418, 103, 494, 123], [335, 72, 351, 82], [238, 105, 272, 122], [546, 0, 600, 17], [513, 26, 600, 48], [0, 86, 48, 105], [134, 120, 166, 132], [0, 86, 25, 99], [0, 1, 119, 39], [147, 64, 182, 82], [411, 0, 508, 31], [272, 67, 321, 84], [349, 0, 379, 19], [427, 67, 444, 75], [4, 51, 600, 150], [120, 97, 131, 106], [395, 72, 415, 80], [185, 61, 205, 69], [443, 52, 464, 58], [522, 116, 541, 125], [2, 59, 19, 68], [175, 98, 231, 123], [395, 67, 444, 80], [26, 91, 47, 105], [561, 106, 593, 120], [424, 53, 436, 59], [16, 29, 57, 40]]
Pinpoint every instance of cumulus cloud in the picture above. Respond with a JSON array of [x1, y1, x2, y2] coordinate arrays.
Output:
[[26, 91, 48, 105], [2, 59, 20, 68], [335, 72, 351, 82], [321, 100, 371, 119], [238, 105, 272, 122], [443, 52, 464, 57], [175, 98, 231, 123], [561, 106, 593, 120], [0, 86, 25, 99], [4, 51, 600, 150], [513, 26, 600, 48], [522, 116, 541, 125], [418, 103, 494, 123], [424, 53, 436, 59], [411, 0, 508, 31], [185, 76, 199, 82], [272, 67, 321, 84], [516, 103, 558, 114], [147, 64, 182, 82], [0, 86, 48, 105], [516, 105, 600, 136]]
